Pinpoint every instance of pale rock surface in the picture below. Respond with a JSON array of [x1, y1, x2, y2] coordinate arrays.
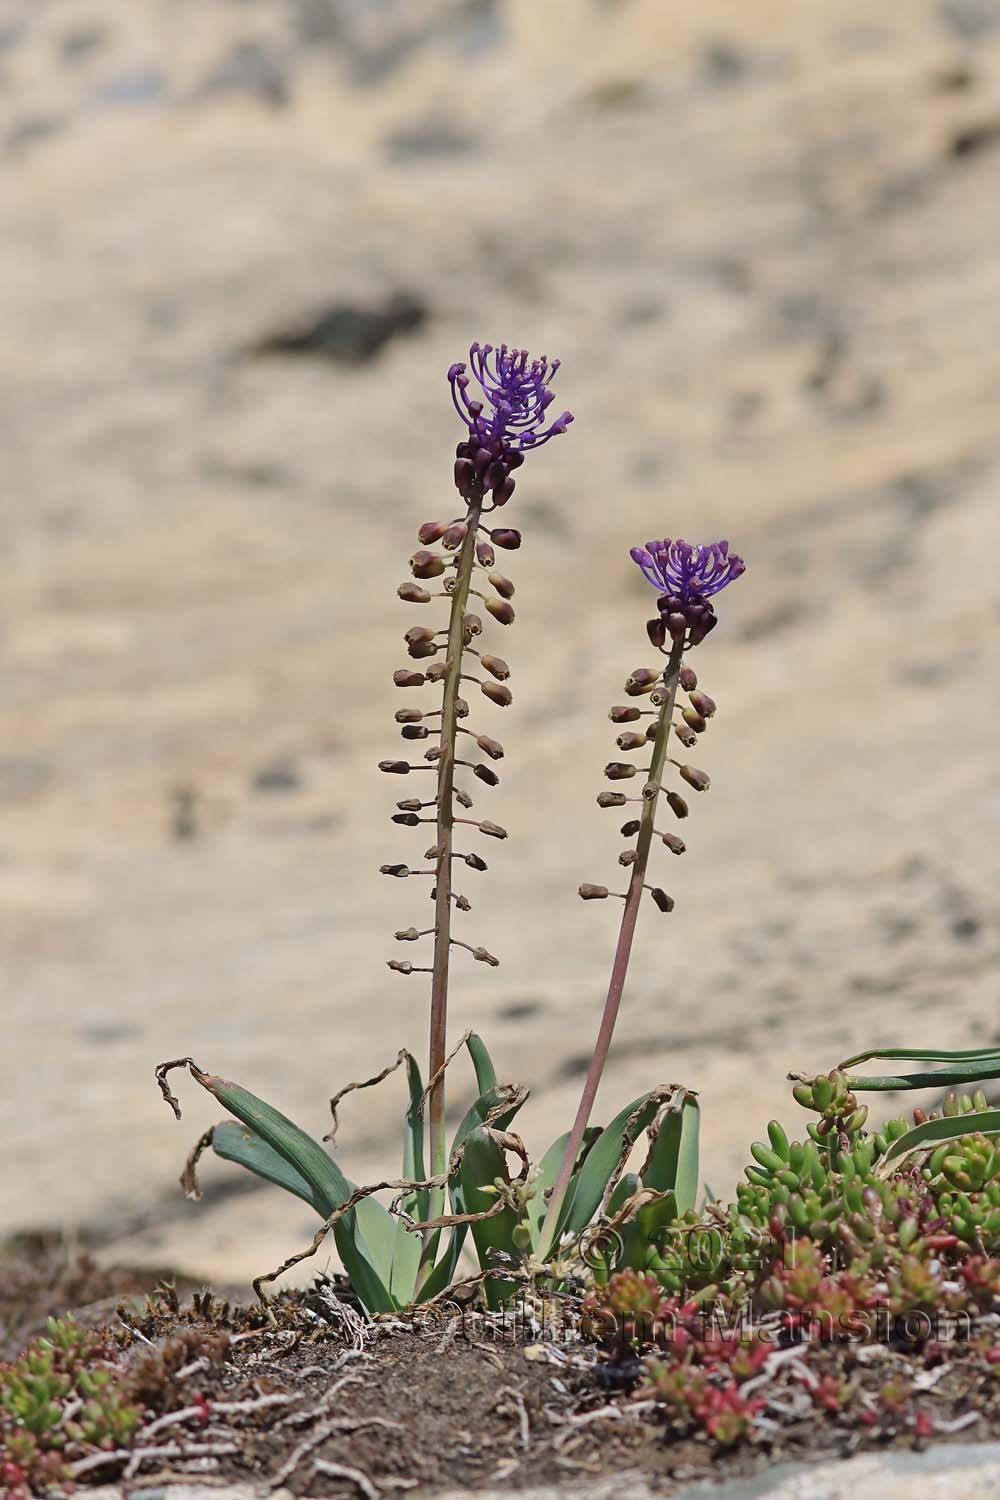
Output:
[[1, 0, 999, 1283]]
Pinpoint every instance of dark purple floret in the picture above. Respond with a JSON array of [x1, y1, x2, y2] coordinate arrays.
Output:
[[450, 343, 572, 506], [630, 538, 745, 646]]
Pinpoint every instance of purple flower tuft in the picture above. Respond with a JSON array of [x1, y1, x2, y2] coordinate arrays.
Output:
[[450, 343, 572, 506], [630, 538, 745, 646], [630, 539, 745, 601]]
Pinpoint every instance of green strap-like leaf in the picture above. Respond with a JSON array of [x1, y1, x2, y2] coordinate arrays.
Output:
[[642, 1093, 700, 1214], [822, 1044, 1000, 1095], [874, 1110, 1000, 1178], [211, 1121, 325, 1215], [194, 1071, 397, 1314], [839, 1045, 1000, 1069], [414, 1083, 527, 1302], [847, 1065, 1000, 1093], [556, 1091, 665, 1243], [526, 1128, 600, 1248], [459, 1126, 520, 1309], [465, 1033, 498, 1096], [450, 1085, 527, 1193], [390, 1053, 428, 1305]]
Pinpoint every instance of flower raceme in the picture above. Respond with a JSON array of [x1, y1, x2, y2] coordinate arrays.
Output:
[[631, 538, 746, 646], [450, 342, 573, 506]]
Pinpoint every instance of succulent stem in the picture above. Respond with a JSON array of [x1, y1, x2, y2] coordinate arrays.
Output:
[[538, 635, 686, 1260], [422, 498, 483, 1269]]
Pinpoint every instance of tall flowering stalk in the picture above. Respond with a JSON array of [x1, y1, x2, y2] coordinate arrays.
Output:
[[538, 537, 745, 1258], [379, 344, 572, 1250]]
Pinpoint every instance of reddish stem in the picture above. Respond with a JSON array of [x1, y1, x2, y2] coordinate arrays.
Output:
[[537, 635, 685, 1259]]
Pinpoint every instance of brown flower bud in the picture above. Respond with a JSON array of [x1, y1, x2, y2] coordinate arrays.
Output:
[[424, 746, 441, 761], [396, 798, 423, 811], [465, 852, 488, 871], [400, 724, 429, 740], [472, 946, 499, 966], [454, 697, 469, 718], [646, 723, 658, 741], [597, 791, 627, 808], [474, 763, 499, 786], [579, 883, 610, 900], [689, 691, 716, 718], [625, 667, 660, 696], [395, 708, 424, 723], [641, 781, 659, 801], [616, 731, 646, 751], [679, 765, 711, 792], [485, 597, 515, 626], [455, 457, 475, 494], [479, 819, 507, 839], [480, 654, 510, 681], [393, 669, 425, 688], [417, 520, 446, 545], [455, 893, 471, 911], [620, 819, 641, 836], [388, 959, 414, 974], [424, 844, 443, 860], [410, 549, 446, 579], [395, 927, 420, 941], [379, 760, 411, 774], [679, 666, 698, 692], [405, 626, 437, 659], [490, 528, 522, 550], [666, 791, 689, 818], [455, 789, 474, 809], [488, 572, 515, 600], [481, 680, 512, 707], [463, 612, 483, 644], [674, 725, 698, 748], [666, 613, 687, 640], [441, 522, 468, 550], [476, 735, 504, 761], [661, 832, 686, 855], [618, 849, 637, 866], [681, 707, 707, 734], [392, 812, 420, 825], [425, 660, 448, 682], [398, 582, 432, 604], [650, 888, 675, 913], [476, 538, 496, 567], [380, 864, 410, 877], [646, 616, 666, 648], [605, 762, 638, 780], [609, 705, 642, 723]]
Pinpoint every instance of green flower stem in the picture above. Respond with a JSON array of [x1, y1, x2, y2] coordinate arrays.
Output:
[[538, 635, 686, 1261], [421, 500, 483, 1274]]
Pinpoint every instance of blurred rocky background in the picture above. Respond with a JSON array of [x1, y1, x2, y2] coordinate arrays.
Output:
[[2, 0, 1000, 1282]]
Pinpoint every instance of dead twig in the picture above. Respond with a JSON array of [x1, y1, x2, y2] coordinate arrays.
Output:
[[326, 1049, 415, 1146], [180, 1125, 217, 1200], [271, 1415, 403, 1486], [137, 1392, 299, 1443], [418, 1028, 474, 1114], [70, 1441, 238, 1480], [276, 1371, 366, 1429], [497, 1385, 530, 1450], [311, 1458, 381, 1499]]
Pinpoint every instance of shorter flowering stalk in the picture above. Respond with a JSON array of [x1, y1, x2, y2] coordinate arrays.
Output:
[[538, 535, 745, 1260]]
